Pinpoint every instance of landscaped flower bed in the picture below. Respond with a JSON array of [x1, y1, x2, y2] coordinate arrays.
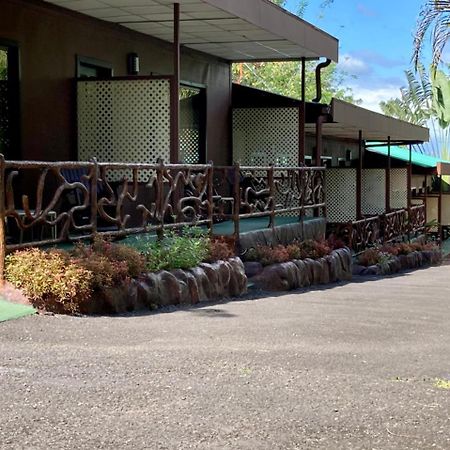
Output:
[[4, 233, 247, 315], [353, 241, 442, 276], [242, 239, 353, 291]]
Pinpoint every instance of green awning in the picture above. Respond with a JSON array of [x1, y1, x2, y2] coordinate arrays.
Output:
[[366, 146, 446, 168]]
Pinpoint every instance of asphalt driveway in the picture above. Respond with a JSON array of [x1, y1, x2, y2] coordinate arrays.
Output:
[[1, 266, 449, 449]]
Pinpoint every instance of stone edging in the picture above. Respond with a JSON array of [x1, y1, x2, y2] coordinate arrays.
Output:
[[353, 250, 442, 277], [85, 257, 248, 314], [245, 248, 353, 292]]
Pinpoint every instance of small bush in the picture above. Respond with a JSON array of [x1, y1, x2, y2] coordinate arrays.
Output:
[[206, 236, 236, 263], [74, 236, 146, 279], [244, 245, 290, 266], [5, 248, 93, 314], [144, 229, 209, 271], [357, 248, 392, 267], [296, 239, 331, 260]]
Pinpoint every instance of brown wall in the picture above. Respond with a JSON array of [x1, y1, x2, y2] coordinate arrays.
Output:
[[0, 0, 232, 164]]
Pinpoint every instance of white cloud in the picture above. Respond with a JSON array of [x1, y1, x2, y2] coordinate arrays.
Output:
[[338, 53, 371, 75], [350, 85, 401, 113]]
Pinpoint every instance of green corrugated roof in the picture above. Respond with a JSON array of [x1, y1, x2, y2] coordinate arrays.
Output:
[[366, 146, 446, 168]]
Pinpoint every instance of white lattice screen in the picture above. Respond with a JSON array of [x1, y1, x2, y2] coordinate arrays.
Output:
[[326, 169, 357, 222], [233, 108, 299, 166], [362, 169, 386, 215], [77, 79, 171, 178], [391, 168, 408, 209]]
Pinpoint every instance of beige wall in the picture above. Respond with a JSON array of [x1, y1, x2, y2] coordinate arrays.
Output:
[[0, 0, 232, 164]]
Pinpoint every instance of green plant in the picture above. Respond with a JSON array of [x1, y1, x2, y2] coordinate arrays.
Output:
[[357, 248, 393, 267], [5, 248, 93, 314], [244, 245, 290, 266], [144, 229, 209, 271]]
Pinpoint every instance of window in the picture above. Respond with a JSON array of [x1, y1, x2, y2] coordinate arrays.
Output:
[[76, 55, 113, 79], [0, 40, 20, 159], [180, 85, 206, 164]]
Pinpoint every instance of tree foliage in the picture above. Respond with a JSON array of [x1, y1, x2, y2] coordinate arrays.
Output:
[[0, 50, 7, 80], [413, 0, 450, 70], [232, 0, 360, 104], [380, 64, 450, 159]]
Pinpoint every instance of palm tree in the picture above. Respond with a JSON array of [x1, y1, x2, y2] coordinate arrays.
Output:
[[380, 64, 450, 159], [413, 0, 450, 70]]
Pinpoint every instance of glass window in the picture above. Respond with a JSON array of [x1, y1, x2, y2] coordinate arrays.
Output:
[[77, 56, 113, 79]]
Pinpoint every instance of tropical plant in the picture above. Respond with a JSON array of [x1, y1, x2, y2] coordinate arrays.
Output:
[[413, 0, 450, 70], [380, 64, 450, 160]]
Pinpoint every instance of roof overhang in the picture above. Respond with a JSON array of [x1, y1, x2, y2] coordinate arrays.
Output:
[[43, 0, 338, 62], [366, 146, 442, 168], [305, 98, 429, 143]]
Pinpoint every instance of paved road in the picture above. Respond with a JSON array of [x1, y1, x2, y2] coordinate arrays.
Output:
[[1, 266, 450, 450]]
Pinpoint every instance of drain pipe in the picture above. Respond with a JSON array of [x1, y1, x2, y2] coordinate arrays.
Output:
[[312, 59, 332, 103]]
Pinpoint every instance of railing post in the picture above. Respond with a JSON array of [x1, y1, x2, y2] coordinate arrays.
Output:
[[90, 158, 98, 237], [233, 163, 241, 246], [0, 154, 6, 285], [207, 162, 214, 237], [156, 159, 165, 240], [268, 166, 275, 236]]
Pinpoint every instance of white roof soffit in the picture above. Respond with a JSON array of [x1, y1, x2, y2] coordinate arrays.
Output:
[[43, 0, 339, 62], [309, 98, 429, 142]]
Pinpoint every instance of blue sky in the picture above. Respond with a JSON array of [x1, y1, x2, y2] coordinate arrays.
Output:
[[284, 0, 428, 111]]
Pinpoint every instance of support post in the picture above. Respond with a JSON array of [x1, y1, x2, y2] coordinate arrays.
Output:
[[268, 166, 275, 233], [0, 154, 5, 285], [356, 130, 363, 220], [439, 174, 443, 245], [233, 163, 241, 246], [298, 57, 306, 165], [407, 145, 412, 240], [170, 3, 180, 163], [315, 114, 325, 167], [385, 136, 391, 213], [207, 162, 214, 236], [90, 158, 98, 237]]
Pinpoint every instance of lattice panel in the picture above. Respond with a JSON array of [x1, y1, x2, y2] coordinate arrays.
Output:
[[77, 79, 171, 180], [326, 169, 357, 222], [233, 108, 299, 166], [0, 80, 10, 154], [180, 92, 201, 164], [391, 168, 408, 209], [362, 169, 386, 215]]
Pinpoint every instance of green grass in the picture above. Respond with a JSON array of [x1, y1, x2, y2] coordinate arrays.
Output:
[[0, 298, 35, 323]]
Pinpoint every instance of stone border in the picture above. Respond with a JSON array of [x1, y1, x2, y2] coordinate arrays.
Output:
[[84, 257, 248, 314], [245, 248, 353, 292], [353, 250, 442, 277]]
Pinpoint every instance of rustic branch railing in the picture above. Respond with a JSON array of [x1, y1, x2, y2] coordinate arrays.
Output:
[[409, 204, 426, 234], [382, 209, 408, 243], [335, 204, 427, 253], [0, 156, 326, 276]]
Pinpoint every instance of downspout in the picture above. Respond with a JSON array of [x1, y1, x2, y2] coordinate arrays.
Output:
[[312, 59, 332, 103]]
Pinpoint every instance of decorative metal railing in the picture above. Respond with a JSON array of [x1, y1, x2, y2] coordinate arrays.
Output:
[[350, 216, 381, 253], [409, 204, 426, 234], [334, 204, 427, 253], [382, 209, 408, 243], [0, 156, 326, 273]]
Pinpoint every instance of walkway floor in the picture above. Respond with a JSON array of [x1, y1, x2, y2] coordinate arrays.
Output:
[[1, 266, 449, 449]]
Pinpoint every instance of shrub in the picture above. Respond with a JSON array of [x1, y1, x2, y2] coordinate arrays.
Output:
[[206, 236, 236, 263], [297, 239, 331, 260], [5, 248, 93, 314], [244, 245, 290, 266], [357, 248, 392, 267], [74, 236, 146, 279], [143, 230, 209, 271]]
